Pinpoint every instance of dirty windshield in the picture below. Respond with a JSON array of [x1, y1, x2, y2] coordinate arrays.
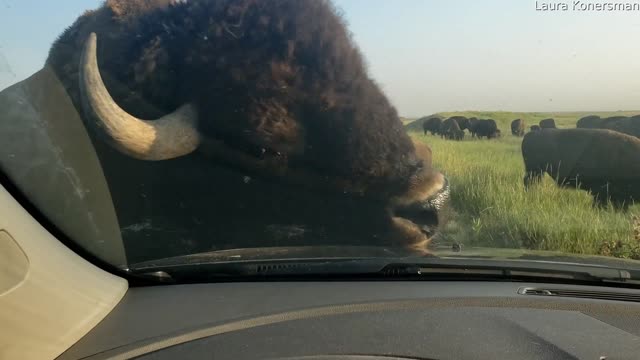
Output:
[[1, 0, 640, 272]]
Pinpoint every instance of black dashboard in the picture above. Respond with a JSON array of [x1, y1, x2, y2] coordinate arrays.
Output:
[[57, 281, 640, 360]]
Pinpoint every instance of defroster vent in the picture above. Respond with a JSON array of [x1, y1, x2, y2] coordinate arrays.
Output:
[[518, 287, 640, 303]]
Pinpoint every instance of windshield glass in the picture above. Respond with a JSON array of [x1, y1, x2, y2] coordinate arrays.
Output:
[[1, 0, 640, 273]]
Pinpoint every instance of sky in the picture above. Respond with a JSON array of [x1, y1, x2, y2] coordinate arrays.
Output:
[[1, 0, 640, 117]]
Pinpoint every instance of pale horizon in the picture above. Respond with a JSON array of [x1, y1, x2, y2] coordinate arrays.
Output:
[[2, 0, 640, 117]]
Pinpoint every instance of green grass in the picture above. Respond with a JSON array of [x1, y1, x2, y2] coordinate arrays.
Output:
[[406, 111, 640, 259]]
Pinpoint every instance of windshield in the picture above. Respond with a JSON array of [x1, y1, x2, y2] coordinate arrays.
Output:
[[1, 0, 640, 275]]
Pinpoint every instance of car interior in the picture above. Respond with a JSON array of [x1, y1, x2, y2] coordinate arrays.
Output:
[[2, 1, 640, 360], [2, 179, 640, 359]]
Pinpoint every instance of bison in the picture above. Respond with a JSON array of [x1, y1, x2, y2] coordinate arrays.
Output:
[[422, 117, 443, 136], [510, 119, 525, 137], [530, 125, 541, 132], [577, 115, 640, 139], [468, 117, 479, 138], [539, 118, 556, 129], [522, 128, 640, 208], [0, 0, 450, 263], [576, 115, 603, 129], [600, 116, 640, 138], [440, 118, 464, 141], [448, 116, 471, 131], [472, 119, 499, 139]]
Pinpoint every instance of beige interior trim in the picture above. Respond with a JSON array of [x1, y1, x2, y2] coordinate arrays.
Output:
[[0, 66, 127, 268], [0, 183, 128, 360]]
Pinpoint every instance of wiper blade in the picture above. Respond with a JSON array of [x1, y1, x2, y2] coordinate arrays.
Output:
[[128, 257, 393, 283], [127, 256, 640, 286], [380, 258, 638, 284]]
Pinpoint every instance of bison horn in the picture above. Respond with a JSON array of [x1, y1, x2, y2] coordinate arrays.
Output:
[[79, 32, 200, 160]]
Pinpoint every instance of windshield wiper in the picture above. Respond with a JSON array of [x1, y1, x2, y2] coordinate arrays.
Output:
[[127, 256, 640, 286], [379, 258, 638, 283], [128, 257, 390, 283]]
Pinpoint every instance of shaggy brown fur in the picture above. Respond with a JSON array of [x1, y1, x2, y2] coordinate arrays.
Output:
[[522, 128, 640, 208], [47, 0, 418, 189], [38, 0, 448, 262]]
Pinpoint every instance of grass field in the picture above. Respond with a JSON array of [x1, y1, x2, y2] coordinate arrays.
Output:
[[405, 111, 640, 259]]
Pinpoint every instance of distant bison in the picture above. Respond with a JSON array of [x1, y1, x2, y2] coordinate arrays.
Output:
[[539, 118, 556, 129], [522, 128, 640, 208], [577, 115, 640, 139], [422, 117, 443, 136], [448, 116, 471, 131], [576, 115, 603, 129], [602, 116, 640, 138], [473, 119, 499, 139], [530, 125, 541, 132], [511, 119, 525, 136], [468, 118, 479, 137], [440, 118, 464, 141]]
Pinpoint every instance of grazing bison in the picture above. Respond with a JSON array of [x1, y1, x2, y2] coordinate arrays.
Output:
[[578, 115, 640, 139], [468, 117, 479, 137], [448, 116, 471, 131], [530, 125, 541, 132], [576, 115, 603, 129], [522, 128, 640, 208], [539, 118, 556, 129], [0, 0, 450, 263], [510, 119, 525, 137], [473, 119, 499, 139], [440, 118, 464, 141], [422, 117, 443, 136], [601, 116, 640, 138]]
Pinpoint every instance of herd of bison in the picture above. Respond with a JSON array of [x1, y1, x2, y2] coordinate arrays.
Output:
[[421, 115, 556, 140], [419, 114, 640, 209]]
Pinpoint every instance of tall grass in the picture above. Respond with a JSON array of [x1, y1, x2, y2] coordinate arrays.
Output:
[[407, 112, 640, 259]]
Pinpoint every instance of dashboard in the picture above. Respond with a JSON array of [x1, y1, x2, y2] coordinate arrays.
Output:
[[57, 281, 640, 360]]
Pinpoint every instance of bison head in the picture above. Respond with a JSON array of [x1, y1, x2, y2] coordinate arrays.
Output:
[[45, 0, 449, 261]]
